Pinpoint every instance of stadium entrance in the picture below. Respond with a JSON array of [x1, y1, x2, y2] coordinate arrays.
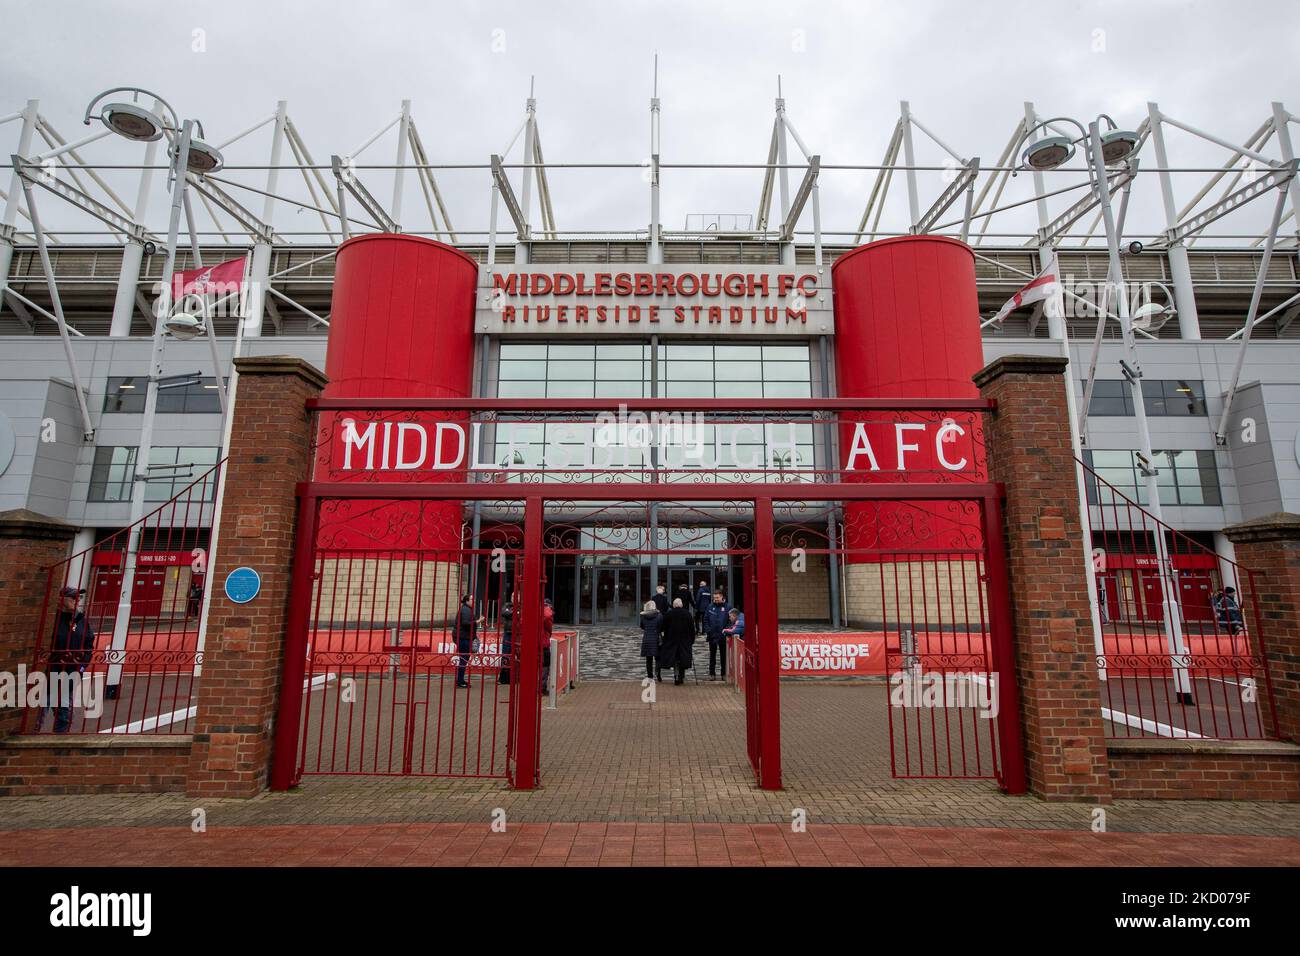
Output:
[[269, 389, 1026, 795]]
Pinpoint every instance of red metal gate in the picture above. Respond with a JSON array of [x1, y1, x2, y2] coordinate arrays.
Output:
[[270, 394, 1020, 794], [280, 499, 539, 783], [767, 495, 1023, 790]]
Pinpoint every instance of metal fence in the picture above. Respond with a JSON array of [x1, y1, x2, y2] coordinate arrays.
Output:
[[22, 461, 223, 735], [1080, 458, 1278, 740]]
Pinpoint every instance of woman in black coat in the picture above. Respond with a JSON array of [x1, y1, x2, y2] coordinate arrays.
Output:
[[659, 598, 696, 685], [638, 601, 664, 682]]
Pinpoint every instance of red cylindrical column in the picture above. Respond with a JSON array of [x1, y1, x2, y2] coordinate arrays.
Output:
[[325, 234, 478, 399], [320, 234, 479, 551], [831, 236, 986, 559]]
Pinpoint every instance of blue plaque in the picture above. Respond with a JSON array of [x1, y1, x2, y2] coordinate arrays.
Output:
[[224, 567, 262, 604]]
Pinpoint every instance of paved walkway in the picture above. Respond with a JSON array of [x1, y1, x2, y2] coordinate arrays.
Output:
[[4, 822, 1297, 867], [2, 681, 1297, 848]]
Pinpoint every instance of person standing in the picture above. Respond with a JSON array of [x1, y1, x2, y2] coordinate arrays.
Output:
[[540, 597, 555, 696], [453, 594, 479, 689], [703, 590, 732, 679], [1214, 586, 1244, 637], [660, 598, 695, 685], [497, 597, 514, 685], [652, 583, 670, 615], [46, 586, 94, 733], [723, 607, 745, 642], [694, 579, 711, 635], [638, 600, 665, 681], [675, 582, 692, 619]]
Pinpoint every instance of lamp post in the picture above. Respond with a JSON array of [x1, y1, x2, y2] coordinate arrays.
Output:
[[1015, 114, 1193, 705], [84, 88, 224, 697]]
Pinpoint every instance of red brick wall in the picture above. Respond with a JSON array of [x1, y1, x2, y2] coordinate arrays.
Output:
[[0, 511, 75, 738], [1108, 747, 1300, 801], [1224, 514, 1300, 744], [975, 355, 1111, 802], [186, 356, 326, 798], [0, 739, 190, 795]]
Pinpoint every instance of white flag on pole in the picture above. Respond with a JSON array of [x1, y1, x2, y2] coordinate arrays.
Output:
[[989, 251, 1062, 326]]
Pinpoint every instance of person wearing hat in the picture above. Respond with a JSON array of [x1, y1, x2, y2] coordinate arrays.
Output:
[[46, 585, 94, 733], [1213, 585, 1245, 638]]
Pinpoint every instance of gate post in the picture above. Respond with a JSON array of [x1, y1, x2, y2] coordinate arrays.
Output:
[[754, 497, 782, 789], [0, 511, 76, 738], [1223, 513, 1300, 743], [511, 496, 544, 789], [974, 355, 1112, 802], [186, 356, 327, 798]]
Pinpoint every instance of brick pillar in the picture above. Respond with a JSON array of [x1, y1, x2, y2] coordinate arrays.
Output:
[[974, 355, 1111, 802], [1223, 513, 1300, 744], [186, 356, 326, 798], [0, 511, 76, 737]]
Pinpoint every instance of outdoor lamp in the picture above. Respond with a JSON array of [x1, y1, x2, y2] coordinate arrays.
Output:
[[84, 87, 178, 142], [164, 294, 207, 340], [1021, 134, 1076, 171], [177, 136, 223, 174], [1131, 281, 1177, 333], [1099, 128, 1141, 165]]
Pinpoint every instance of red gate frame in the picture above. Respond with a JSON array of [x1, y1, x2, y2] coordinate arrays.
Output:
[[269, 397, 1028, 795]]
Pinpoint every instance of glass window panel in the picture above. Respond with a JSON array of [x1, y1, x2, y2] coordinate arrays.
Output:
[[595, 344, 646, 359], [1169, 380, 1206, 416], [761, 345, 810, 361], [497, 381, 547, 398], [762, 381, 812, 398], [546, 360, 595, 379], [546, 381, 595, 398], [762, 360, 811, 381], [594, 380, 644, 397], [714, 361, 762, 380], [664, 381, 714, 398], [498, 359, 548, 380], [663, 361, 714, 380], [1086, 380, 1131, 416], [721, 345, 762, 360], [499, 343, 548, 359], [663, 344, 708, 360], [715, 381, 762, 398], [1141, 379, 1168, 416], [594, 360, 644, 380], [545, 344, 596, 359]]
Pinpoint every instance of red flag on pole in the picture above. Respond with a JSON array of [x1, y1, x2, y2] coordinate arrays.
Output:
[[171, 256, 247, 299]]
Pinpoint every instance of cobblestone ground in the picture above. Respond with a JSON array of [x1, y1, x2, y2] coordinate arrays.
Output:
[[1, 681, 1297, 841]]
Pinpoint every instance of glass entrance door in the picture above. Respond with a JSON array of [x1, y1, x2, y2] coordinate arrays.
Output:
[[594, 567, 638, 624]]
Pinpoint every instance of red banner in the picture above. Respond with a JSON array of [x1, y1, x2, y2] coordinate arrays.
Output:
[[171, 256, 246, 299]]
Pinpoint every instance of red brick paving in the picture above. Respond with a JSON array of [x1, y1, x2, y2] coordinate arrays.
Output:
[[1, 822, 1297, 867]]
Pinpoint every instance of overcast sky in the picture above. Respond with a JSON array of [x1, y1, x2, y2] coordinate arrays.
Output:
[[3, 0, 1298, 243]]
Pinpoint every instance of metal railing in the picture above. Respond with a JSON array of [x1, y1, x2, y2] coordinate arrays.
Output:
[[1079, 457, 1279, 740], [21, 460, 223, 735]]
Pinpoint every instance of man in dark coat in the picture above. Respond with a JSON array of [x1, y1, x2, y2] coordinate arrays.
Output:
[[497, 598, 514, 685], [660, 598, 695, 685], [47, 585, 94, 733], [694, 580, 712, 634], [652, 584, 670, 615], [453, 594, 478, 689], [638, 600, 665, 681], [703, 590, 733, 679]]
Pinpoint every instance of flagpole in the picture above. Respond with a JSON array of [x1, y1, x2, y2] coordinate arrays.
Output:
[[1044, 248, 1107, 668], [193, 253, 250, 679]]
